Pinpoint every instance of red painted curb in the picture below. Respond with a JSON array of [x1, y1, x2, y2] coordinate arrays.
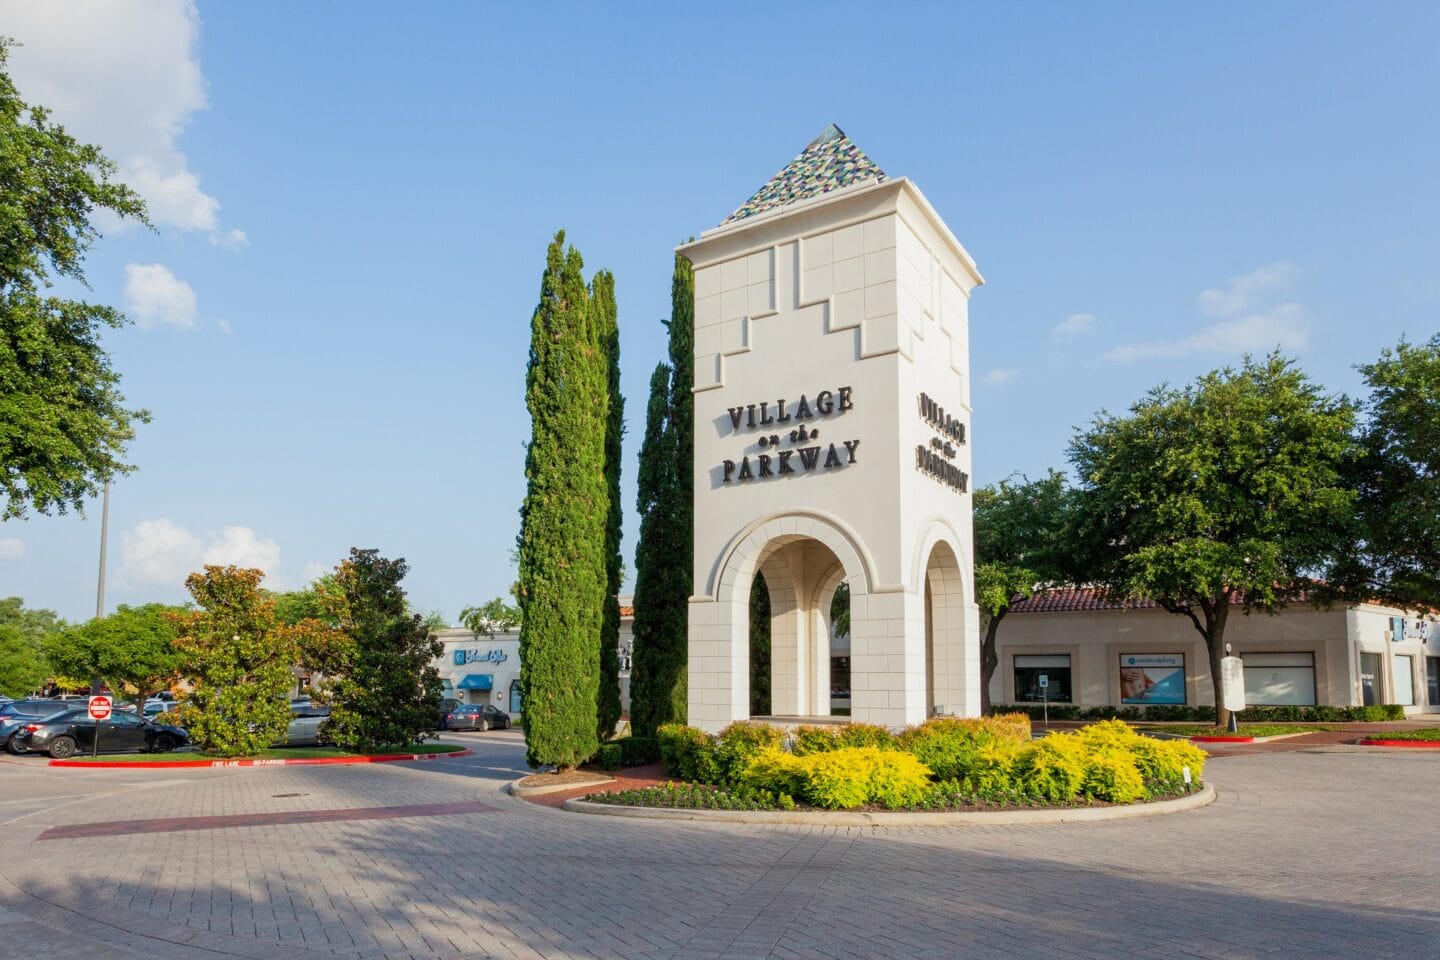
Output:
[[49, 748, 472, 769], [1190, 735, 1255, 743], [1356, 739, 1440, 748]]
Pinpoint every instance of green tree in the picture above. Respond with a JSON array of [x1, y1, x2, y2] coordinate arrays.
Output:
[[460, 597, 522, 638], [269, 575, 338, 626], [973, 470, 1074, 714], [44, 604, 183, 708], [310, 549, 443, 751], [171, 566, 312, 756], [749, 574, 771, 715], [0, 41, 150, 520], [0, 596, 63, 697], [1069, 354, 1357, 727], [1333, 335, 1440, 614], [516, 232, 608, 770], [629, 254, 695, 736], [593, 268, 624, 739]]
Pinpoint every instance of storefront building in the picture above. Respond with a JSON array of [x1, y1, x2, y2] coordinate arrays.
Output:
[[991, 588, 1438, 714], [431, 600, 636, 719]]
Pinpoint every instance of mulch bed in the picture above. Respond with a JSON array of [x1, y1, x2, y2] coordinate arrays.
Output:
[[522, 763, 669, 809]]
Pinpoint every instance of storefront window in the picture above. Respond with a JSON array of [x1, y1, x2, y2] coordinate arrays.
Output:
[[1118, 654, 1186, 704], [1427, 657, 1440, 706], [1014, 654, 1071, 703], [1242, 652, 1316, 706], [1393, 655, 1416, 707], [1361, 653, 1382, 706]]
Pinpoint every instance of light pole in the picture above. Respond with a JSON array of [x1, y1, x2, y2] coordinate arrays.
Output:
[[90, 481, 110, 696]]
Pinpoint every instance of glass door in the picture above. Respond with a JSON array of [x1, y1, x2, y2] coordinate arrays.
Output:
[[1361, 653, 1382, 706]]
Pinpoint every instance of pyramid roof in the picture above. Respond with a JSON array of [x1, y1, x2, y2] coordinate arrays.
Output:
[[722, 124, 887, 226]]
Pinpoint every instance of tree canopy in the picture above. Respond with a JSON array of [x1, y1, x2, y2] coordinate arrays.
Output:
[[0, 596, 60, 697], [45, 603, 183, 707], [1069, 353, 1357, 726], [1334, 335, 1440, 614], [0, 40, 150, 519], [973, 470, 1074, 713]]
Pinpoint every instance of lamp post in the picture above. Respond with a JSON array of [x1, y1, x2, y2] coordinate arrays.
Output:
[[90, 481, 110, 697]]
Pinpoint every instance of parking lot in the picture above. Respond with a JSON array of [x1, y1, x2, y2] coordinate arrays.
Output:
[[2, 731, 1438, 960]]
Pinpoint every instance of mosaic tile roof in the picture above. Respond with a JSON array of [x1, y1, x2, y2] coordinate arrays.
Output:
[[722, 124, 887, 226]]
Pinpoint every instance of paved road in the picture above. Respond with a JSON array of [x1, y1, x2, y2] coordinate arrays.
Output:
[[1, 732, 1437, 959]]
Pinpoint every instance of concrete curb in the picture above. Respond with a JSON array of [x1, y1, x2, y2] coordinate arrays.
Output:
[[48, 748, 473, 769], [1356, 739, 1440, 749], [509, 774, 616, 797], [559, 781, 1215, 826]]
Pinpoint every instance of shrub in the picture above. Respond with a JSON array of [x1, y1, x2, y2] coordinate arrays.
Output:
[[1130, 737, 1207, 792], [1081, 748, 1147, 804], [741, 746, 808, 797], [1077, 718, 1144, 750], [657, 724, 720, 784], [802, 749, 873, 809], [865, 749, 933, 809], [1014, 736, 1089, 801], [617, 735, 658, 766], [898, 717, 1024, 781], [790, 724, 841, 756], [834, 722, 898, 750], [986, 713, 1033, 743], [960, 741, 1017, 795], [594, 742, 623, 771], [715, 721, 784, 784]]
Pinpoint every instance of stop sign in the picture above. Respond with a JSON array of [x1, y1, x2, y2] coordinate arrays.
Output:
[[88, 695, 113, 720]]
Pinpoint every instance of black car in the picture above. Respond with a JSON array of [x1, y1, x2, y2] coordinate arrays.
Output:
[[1, 700, 77, 754], [15, 709, 189, 759], [445, 703, 511, 732], [435, 697, 461, 730]]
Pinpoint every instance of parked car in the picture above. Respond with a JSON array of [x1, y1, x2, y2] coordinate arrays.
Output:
[[272, 703, 331, 747], [435, 697, 461, 730], [143, 701, 181, 719], [14, 709, 189, 759], [445, 703, 511, 732], [1, 700, 76, 754]]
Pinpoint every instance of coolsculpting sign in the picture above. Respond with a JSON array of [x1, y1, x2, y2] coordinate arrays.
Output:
[[720, 387, 859, 483], [454, 648, 508, 666], [915, 392, 968, 493], [1119, 654, 1186, 704]]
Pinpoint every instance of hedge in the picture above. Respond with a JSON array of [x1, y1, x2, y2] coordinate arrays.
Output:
[[990, 703, 1405, 723]]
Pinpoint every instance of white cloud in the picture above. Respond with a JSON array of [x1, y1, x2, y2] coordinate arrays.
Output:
[[211, 228, 249, 250], [202, 526, 282, 573], [215, 318, 233, 336], [118, 518, 202, 588], [1198, 262, 1301, 316], [301, 561, 327, 583], [1052, 313, 1098, 339], [1104, 303, 1310, 362], [118, 519, 282, 588], [124, 263, 197, 330], [981, 368, 1020, 385], [0, 537, 24, 561], [0, 1, 238, 237]]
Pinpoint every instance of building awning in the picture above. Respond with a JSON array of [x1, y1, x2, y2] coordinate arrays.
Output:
[[456, 674, 494, 690]]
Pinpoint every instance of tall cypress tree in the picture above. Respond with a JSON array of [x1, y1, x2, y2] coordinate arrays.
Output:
[[630, 254, 696, 737], [592, 269, 623, 739], [516, 231, 606, 770]]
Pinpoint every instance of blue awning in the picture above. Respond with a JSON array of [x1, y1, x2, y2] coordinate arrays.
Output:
[[456, 674, 494, 690]]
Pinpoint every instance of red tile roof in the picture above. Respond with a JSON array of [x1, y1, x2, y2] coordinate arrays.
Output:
[[1009, 585, 1388, 614]]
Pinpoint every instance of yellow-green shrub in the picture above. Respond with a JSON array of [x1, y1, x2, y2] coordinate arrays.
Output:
[[961, 741, 1018, 794], [1130, 737, 1207, 788], [656, 724, 720, 784], [898, 717, 1023, 781], [865, 749, 933, 809], [715, 720, 785, 784], [1014, 735, 1089, 801], [790, 724, 841, 756], [1077, 718, 1144, 750], [986, 712, 1033, 744], [802, 749, 874, 808], [1082, 748, 1147, 803], [741, 746, 807, 797], [834, 722, 898, 750]]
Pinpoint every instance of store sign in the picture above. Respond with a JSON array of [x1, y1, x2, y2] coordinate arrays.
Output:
[[719, 387, 859, 483], [1391, 617, 1432, 642], [1119, 654, 1186, 704], [915, 392, 968, 494], [454, 648, 508, 666]]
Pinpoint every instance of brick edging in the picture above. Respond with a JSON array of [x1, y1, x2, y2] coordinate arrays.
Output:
[[1356, 739, 1440, 749], [509, 774, 616, 797], [559, 781, 1215, 826], [48, 748, 472, 769], [1191, 735, 1255, 743]]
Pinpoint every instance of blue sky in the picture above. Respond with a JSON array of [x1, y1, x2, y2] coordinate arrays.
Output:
[[2, 1, 1437, 623]]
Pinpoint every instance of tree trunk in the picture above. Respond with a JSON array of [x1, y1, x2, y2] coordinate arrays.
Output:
[[1204, 601, 1233, 729], [979, 613, 1003, 716]]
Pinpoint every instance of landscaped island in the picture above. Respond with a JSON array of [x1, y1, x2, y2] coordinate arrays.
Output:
[[587, 717, 1206, 813]]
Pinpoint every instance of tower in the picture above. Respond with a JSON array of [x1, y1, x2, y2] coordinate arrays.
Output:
[[679, 126, 983, 731]]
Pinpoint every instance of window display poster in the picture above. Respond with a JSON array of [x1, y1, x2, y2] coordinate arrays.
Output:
[[1120, 654, 1186, 704]]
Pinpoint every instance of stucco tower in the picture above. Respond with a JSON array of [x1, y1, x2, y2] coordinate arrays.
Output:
[[679, 126, 983, 732]]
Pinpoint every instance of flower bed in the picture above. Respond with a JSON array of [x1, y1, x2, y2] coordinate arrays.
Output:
[[640, 717, 1206, 812], [1357, 728, 1440, 746]]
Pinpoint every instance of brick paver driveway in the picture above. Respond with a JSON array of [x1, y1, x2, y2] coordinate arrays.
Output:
[[1, 733, 1436, 960]]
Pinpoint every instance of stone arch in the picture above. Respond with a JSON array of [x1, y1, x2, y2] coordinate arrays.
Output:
[[922, 538, 970, 716]]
